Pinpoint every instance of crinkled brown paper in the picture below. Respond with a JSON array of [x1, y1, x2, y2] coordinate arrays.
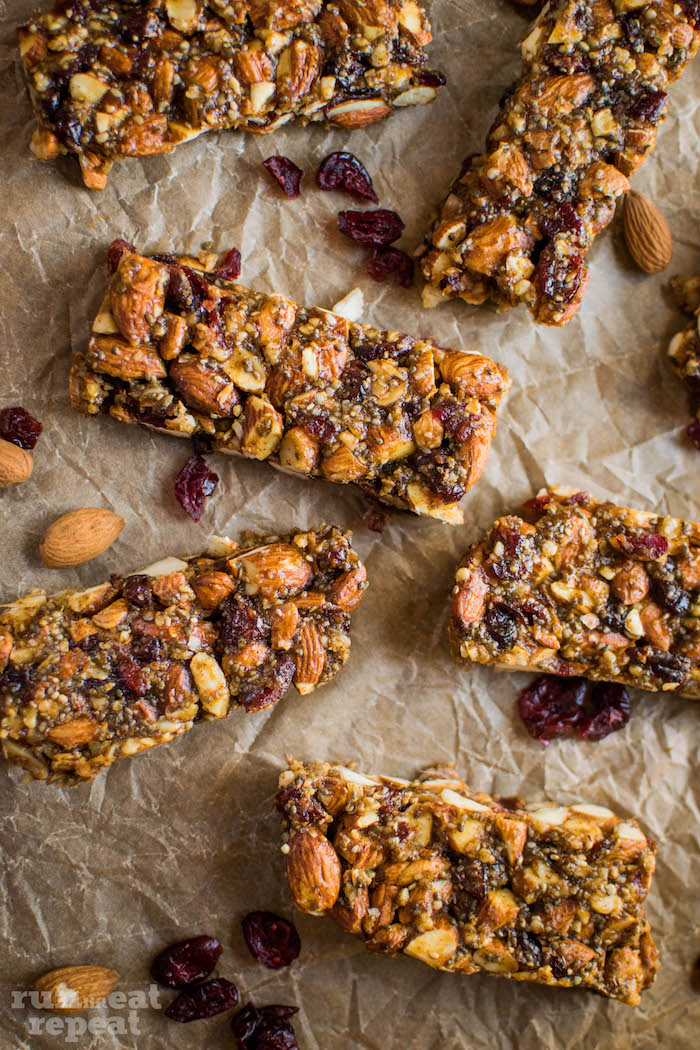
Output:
[[1, 1, 699, 1046]]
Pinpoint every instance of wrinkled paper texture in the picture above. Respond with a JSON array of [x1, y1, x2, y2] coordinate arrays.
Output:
[[1, 1, 699, 1046]]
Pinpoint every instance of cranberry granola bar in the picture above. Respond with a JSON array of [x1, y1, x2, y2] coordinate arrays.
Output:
[[449, 487, 700, 696], [70, 242, 510, 523], [421, 0, 700, 325], [277, 759, 658, 1005], [18, 0, 443, 189], [0, 526, 366, 783]]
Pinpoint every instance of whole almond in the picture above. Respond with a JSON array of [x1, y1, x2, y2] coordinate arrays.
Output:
[[0, 437, 33, 487], [34, 965, 119, 1014], [623, 191, 673, 274], [40, 508, 125, 568], [285, 828, 341, 915]]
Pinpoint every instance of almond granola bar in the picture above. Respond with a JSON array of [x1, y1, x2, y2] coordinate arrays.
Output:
[[276, 760, 658, 1005], [70, 242, 510, 523], [0, 526, 365, 784], [449, 487, 700, 696], [18, 0, 443, 189], [421, 0, 700, 325]]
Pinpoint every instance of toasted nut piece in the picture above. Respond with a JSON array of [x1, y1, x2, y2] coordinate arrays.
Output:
[[234, 49, 275, 84], [446, 817, 483, 853], [92, 598, 129, 630], [452, 568, 488, 624], [231, 642, 270, 669], [558, 938, 598, 971], [412, 410, 444, 450], [473, 939, 518, 974], [0, 438, 34, 487], [330, 887, 369, 934], [152, 56, 175, 106], [326, 98, 391, 127], [159, 313, 188, 360], [476, 889, 520, 933], [110, 253, 168, 346], [404, 920, 459, 968], [368, 359, 408, 405], [278, 426, 320, 473], [270, 601, 299, 649], [170, 357, 239, 415], [87, 336, 167, 381], [67, 582, 118, 615], [224, 347, 268, 392], [623, 191, 673, 274], [40, 509, 125, 569], [293, 620, 325, 693], [241, 396, 284, 459], [460, 216, 533, 277], [406, 481, 463, 523], [439, 352, 506, 398], [0, 632, 12, 672], [408, 345, 437, 398], [321, 445, 367, 482], [47, 718, 100, 748], [152, 571, 196, 606], [34, 965, 119, 1015], [165, 0, 202, 34], [611, 562, 649, 605], [276, 39, 322, 103], [365, 425, 415, 465], [191, 571, 236, 610], [286, 828, 342, 914], [239, 543, 313, 599], [251, 296, 297, 359], [328, 565, 367, 610], [493, 815, 527, 866], [190, 652, 230, 717]]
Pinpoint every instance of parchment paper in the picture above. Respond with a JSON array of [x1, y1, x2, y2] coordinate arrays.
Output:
[[1, 2, 699, 1047]]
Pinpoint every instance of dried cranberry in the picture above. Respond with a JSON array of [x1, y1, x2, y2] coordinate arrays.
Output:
[[297, 412, 338, 445], [262, 156, 303, 199], [521, 493, 551, 519], [489, 524, 528, 581], [337, 359, 370, 401], [550, 955, 568, 979], [650, 576, 690, 615], [688, 420, 700, 449], [366, 247, 414, 288], [242, 912, 301, 970], [232, 1004, 299, 1050], [122, 574, 153, 608], [274, 785, 326, 825], [0, 406, 43, 450], [107, 238, 136, 274], [316, 151, 378, 203], [536, 244, 584, 305], [625, 88, 667, 124], [152, 934, 223, 988], [517, 676, 588, 743], [600, 597, 628, 633], [484, 604, 519, 651], [132, 636, 161, 663], [174, 454, 219, 521], [165, 978, 239, 1022], [353, 340, 402, 362], [122, 395, 170, 429], [578, 683, 631, 741], [211, 248, 242, 281], [417, 69, 446, 88], [150, 252, 179, 266], [239, 653, 295, 712], [418, 450, 465, 504], [645, 649, 690, 685], [539, 203, 582, 239], [54, 108, 83, 149], [116, 657, 146, 695], [363, 505, 387, 532], [219, 595, 266, 650], [515, 931, 543, 969], [255, 1022, 299, 1050], [337, 209, 404, 247], [616, 533, 668, 560]]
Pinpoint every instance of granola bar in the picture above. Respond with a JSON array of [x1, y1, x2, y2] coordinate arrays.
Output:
[[421, 0, 700, 325], [18, 0, 443, 189], [668, 273, 700, 422], [0, 526, 366, 784], [449, 487, 700, 696], [276, 759, 658, 1005], [70, 242, 510, 523]]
